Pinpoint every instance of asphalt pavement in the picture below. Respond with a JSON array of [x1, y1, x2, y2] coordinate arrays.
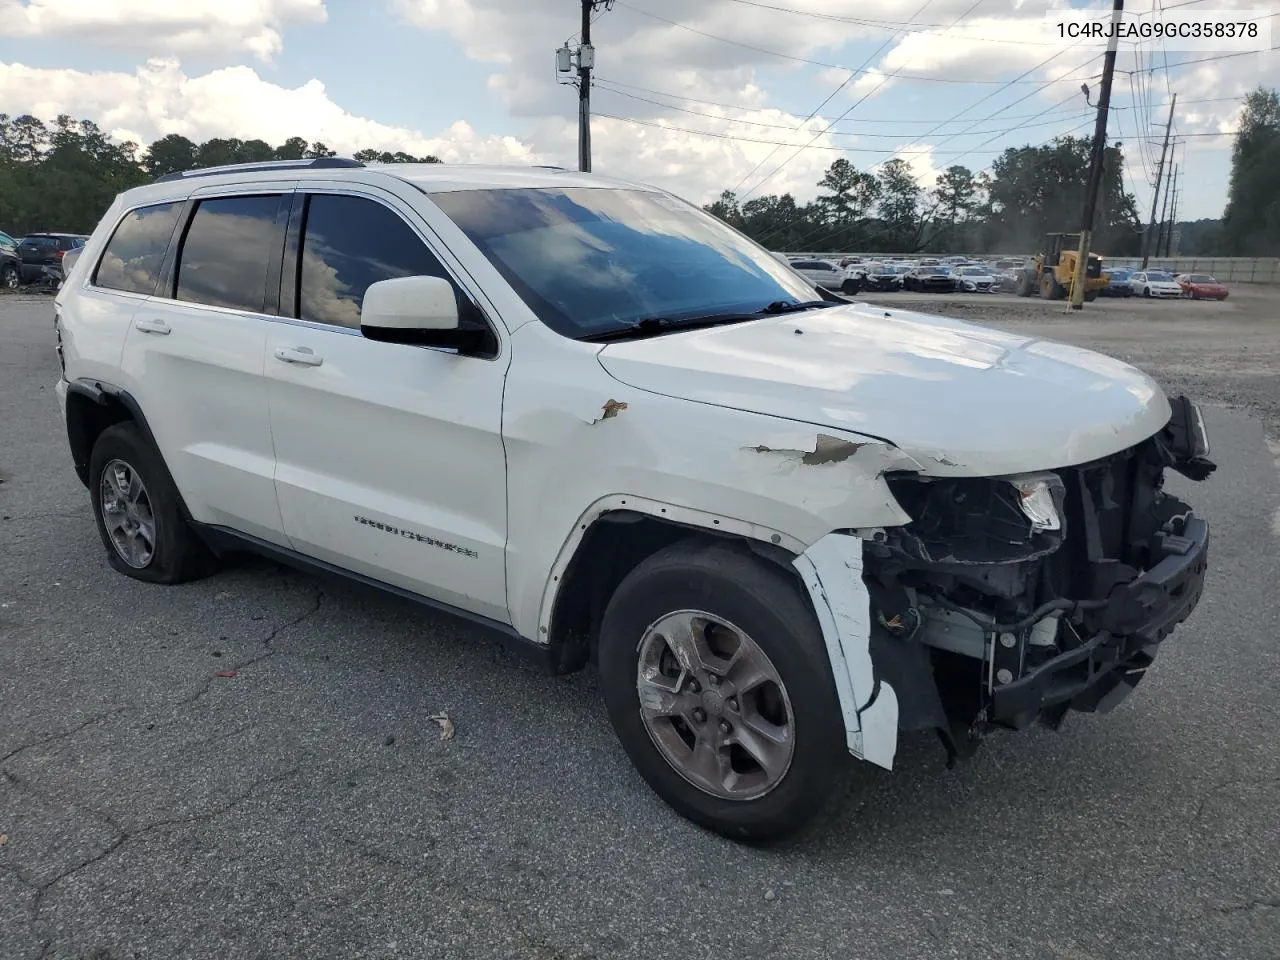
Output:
[[2, 294, 1279, 960]]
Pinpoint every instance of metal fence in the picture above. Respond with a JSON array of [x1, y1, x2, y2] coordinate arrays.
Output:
[[780, 253, 1280, 285]]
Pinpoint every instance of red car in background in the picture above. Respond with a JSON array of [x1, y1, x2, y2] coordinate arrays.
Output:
[[1177, 273, 1229, 300]]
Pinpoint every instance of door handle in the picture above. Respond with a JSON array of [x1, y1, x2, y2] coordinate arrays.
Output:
[[135, 318, 171, 335], [274, 346, 324, 367]]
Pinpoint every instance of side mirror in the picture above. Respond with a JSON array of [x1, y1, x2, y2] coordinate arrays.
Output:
[[360, 275, 459, 341]]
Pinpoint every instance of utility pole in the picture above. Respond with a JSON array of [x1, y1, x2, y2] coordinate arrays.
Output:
[[1165, 177, 1180, 257], [557, 2, 609, 172], [578, 0, 593, 172], [1141, 94, 1177, 270], [1156, 162, 1176, 259], [1068, 0, 1124, 310]]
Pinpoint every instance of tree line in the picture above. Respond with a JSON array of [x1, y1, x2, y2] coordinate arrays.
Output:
[[1, 86, 1276, 256], [0, 114, 440, 236], [707, 86, 1278, 257]]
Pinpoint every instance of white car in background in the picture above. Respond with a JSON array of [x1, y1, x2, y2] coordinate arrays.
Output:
[[788, 258, 859, 294], [953, 265, 999, 293], [1128, 270, 1182, 298]]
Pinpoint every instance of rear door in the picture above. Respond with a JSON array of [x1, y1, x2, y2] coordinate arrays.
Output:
[[118, 186, 293, 545], [264, 185, 510, 621]]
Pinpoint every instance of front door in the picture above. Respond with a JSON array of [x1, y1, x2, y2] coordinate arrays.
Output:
[[265, 188, 510, 623]]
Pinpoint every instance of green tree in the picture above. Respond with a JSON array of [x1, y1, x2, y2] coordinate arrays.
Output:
[[144, 134, 198, 178], [1221, 86, 1280, 255], [875, 158, 925, 250], [274, 136, 309, 160], [815, 158, 880, 230]]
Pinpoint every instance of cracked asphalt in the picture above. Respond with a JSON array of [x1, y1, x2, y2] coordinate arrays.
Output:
[[3, 291, 1280, 960]]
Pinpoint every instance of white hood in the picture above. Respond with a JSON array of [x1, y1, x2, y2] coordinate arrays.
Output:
[[596, 302, 1171, 477]]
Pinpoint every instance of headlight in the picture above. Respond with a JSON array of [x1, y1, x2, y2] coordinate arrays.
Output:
[[1008, 474, 1063, 533]]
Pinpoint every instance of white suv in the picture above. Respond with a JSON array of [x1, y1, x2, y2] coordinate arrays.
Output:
[[55, 158, 1216, 841]]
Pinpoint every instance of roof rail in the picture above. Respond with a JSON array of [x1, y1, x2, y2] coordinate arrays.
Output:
[[153, 157, 365, 184]]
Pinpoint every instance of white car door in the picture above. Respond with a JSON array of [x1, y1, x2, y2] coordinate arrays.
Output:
[[264, 185, 511, 623], [116, 187, 292, 545]]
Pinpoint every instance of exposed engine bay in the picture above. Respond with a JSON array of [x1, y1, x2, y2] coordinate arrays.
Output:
[[862, 396, 1216, 763]]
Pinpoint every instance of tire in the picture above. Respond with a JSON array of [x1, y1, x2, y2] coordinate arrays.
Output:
[[1143, 287, 1151, 298], [841, 279, 859, 294], [1, 264, 18, 290], [1014, 272, 1034, 297], [1040, 273, 1063, 300], [597, 540, 849, 843], [1083, 289, 1098, 302], [88, 422, 217, 584]]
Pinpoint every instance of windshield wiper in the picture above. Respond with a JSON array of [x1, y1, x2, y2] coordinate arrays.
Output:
[[580, 313, 760, 343], [758, 299, 838, 314], [580, 299, 838, 344]]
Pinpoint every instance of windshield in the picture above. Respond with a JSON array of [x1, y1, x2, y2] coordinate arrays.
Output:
[[1147, 271, 1174, 281], [1189, 274, 1216, 282], [960, 267, 985, 276], [428, 187, 818, 339]]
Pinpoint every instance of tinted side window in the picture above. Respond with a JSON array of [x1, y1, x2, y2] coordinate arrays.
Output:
[[176, 195, 284, 312], [296, 194, 453, 329], [94, 202, 183, 295]]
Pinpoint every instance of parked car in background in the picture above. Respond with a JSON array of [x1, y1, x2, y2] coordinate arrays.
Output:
[[1103, 267, 1134, 297], [17, 233, 89, 283], [1177, 273, 1229, 301], [1128, 270, 1182, 299], [953, 265, 998, 293], [903, 264, 955, 292], [1, 244, 20, 289], [789, 258, 860, 294], [860, 262, 901, 292]]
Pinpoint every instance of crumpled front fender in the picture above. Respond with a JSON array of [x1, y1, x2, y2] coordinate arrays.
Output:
[[792, 532, 898, 769]]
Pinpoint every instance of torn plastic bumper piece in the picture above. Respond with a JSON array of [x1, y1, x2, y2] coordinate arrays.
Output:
[[990, 514, 1209, 722]]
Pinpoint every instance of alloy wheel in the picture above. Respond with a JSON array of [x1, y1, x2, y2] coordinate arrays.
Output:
[[99, 459, 156, 568], [635, 610, 795, 801]]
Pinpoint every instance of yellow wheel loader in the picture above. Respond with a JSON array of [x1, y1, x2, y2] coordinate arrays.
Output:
[[1014, 233, 1109, 302]]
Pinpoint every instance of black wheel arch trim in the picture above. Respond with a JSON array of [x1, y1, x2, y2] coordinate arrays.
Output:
[[64, 380, 184, 511]]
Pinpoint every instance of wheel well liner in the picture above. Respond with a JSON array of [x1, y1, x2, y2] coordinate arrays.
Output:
[[64, 380, 162, 488], [544, 510, 801, 674]]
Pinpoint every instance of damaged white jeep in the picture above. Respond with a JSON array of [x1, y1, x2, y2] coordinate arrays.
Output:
[[55, 160, 1214, 841]]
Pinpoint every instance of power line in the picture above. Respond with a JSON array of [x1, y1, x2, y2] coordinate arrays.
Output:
[[729, 0, 947, 200], [593, 81, 1098, 136], [593, 76, 1243, 119], [611, 1, 1091, 83], [594, 111, 1074, 154]]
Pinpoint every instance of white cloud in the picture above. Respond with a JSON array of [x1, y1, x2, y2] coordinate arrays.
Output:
[[0, 59, 536, 163], [0, 0, 326, 60]]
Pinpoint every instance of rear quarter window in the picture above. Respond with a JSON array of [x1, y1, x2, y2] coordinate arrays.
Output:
[[94, 202, 184, 296]]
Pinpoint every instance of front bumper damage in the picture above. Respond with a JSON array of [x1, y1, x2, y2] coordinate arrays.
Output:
[[797, 395, 1215, 771]]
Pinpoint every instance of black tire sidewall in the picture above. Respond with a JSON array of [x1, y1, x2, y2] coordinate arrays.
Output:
[[88, 423, 206, 583], [598, 543, 848, 842]]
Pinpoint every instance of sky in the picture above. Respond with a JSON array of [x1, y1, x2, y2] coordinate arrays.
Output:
[[0, 0, 1273, 222]]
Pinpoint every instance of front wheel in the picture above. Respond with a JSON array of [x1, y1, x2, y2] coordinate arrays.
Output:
[[1143, 287, 1152, 298], [1, 264, 18, 289], [598, 541, 848, 842]]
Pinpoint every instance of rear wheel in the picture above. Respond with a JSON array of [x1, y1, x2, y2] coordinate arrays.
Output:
[[1084, 289, 1098, 302], [1014, 272, 1034, 297], [89, 423, 217, 584], [598, 541, 848, 842]]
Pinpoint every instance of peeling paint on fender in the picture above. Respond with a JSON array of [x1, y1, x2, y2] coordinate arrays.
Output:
[[591, 399, 628, 424], [748, 433, 868, 466], [792, 532, 898, 770]]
